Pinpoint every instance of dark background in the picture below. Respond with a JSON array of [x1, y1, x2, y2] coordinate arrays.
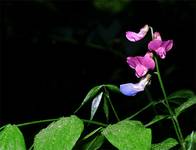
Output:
[[1, 0, 196, 148]]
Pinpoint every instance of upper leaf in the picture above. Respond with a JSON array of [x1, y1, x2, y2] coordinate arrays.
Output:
[[74, 85, 103, 113], [0, 124, 26, 150], [34, 115, 84, 150], [102, 120, 151, 150], [90, 92, 103, 120]]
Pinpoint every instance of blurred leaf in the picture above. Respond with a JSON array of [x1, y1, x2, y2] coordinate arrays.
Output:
[[74, 85, 103, 113], [185, 131, 196, 150], [0, 124, 26, 150], [82, 134, 105, 150], [175, 96, 196, 117], [145, 115, 168, 127], [91, 92, 103, 120], [168, 90, 195, 104], [104, 84, 120, 93], [34, 115, 84, 150], [151, 138, 178, 150], [103, 92, 110, 121], [102, 120, 151, 150], [93, 0, 129, 13]]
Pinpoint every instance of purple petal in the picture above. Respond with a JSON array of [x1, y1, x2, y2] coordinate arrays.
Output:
[[127, 56, 142, 69], [155, 47, 166, 59], [126, 25, 149, 42], [162, 40, 173, 52], [135, 64, 148, 78], [148, 40, 162, 51], [142, 53, 155, 70], [153, 32, 162, 40]]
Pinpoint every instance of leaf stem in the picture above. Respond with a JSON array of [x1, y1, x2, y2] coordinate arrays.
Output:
[[125, 101, 154, 120], [15, 118, 108, 128]]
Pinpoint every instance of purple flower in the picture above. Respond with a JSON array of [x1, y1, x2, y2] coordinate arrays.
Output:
[[127, 52, 155, 78], [126, 24, 149, 42], [148, 32, 173, 59], [120, 74, 151, 96]]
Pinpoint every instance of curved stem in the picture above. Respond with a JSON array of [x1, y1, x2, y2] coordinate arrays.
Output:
[[154, 56, 185, 149]]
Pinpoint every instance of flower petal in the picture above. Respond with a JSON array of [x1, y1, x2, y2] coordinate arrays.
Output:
[[120, 74, 151, 96], [126, 25, 149, 42], [162, 40, 173, 52], [148, 40, 162, 51], [120, 83, 143, 96], [142, 52, 155, 70], [135, 64, 148, 78], [127, 56, 142, 69]]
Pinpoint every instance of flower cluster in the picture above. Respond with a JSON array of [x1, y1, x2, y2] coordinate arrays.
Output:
[[120, 25, 173, 96]]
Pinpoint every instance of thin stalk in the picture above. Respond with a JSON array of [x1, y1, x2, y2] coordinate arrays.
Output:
[[107, 96, 120, 122], [16, 118, 108, 128], [154, 56, 185, 149], [104, 87, 120, 122], [125, 101, 154, 120]]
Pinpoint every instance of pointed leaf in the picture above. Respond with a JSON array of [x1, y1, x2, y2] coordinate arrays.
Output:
[[175, 96, 196, 117], [102, 120, 151, 150], [91, 92, 103, 120], [104, 84, 120, 93], [145, 115, 168, 127], [34, 115, 84, 150], [151, 138, 178, 150], [0, 124, 26, 150], [82, 134, 105, 150], [103, 93, 109, 121], [74, 85, 103, 113]]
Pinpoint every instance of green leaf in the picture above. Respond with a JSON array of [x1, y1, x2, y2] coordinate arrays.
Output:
[[151, 138, 178, 150], [104, 84, 120, 93], [175, 96, 196, 117], [102, 120, 151, 150], [34, 115, 84, 150], [168, 90, 195, 104], [0, 124, 26, 150], [74, 85, 103, 113], [91, 92, 103, 120], [185, 131, 196, 150], [103, 92, 110, 121], [145, 115, 168, 127], [82, 134, 105, 150]]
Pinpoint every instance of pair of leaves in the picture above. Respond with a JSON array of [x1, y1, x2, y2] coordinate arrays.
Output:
[[75, 84, 119, 121]]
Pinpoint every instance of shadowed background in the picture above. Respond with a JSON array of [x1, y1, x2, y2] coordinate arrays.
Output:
[[1, 0, 196, 148]]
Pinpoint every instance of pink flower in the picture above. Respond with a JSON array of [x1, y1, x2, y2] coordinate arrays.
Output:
[[126, 24, 149, 42], [127, 52, 155, 78], [148, 32, 173, 59], [120, 74, 151, 96]]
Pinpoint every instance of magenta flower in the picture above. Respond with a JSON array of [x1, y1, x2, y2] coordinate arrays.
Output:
[[127, 52, 155, 78], [148, 32, 173, 59], [120, 74, 151, 96], [126, 24, 149, 42]]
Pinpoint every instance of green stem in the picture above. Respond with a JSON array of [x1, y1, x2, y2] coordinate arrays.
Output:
[[107, 97, 120, 122], [154, 56, 185, 149], [125, 101, 154, 120], [16, 118, 108, 128], [104, 87, 120, 122]]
